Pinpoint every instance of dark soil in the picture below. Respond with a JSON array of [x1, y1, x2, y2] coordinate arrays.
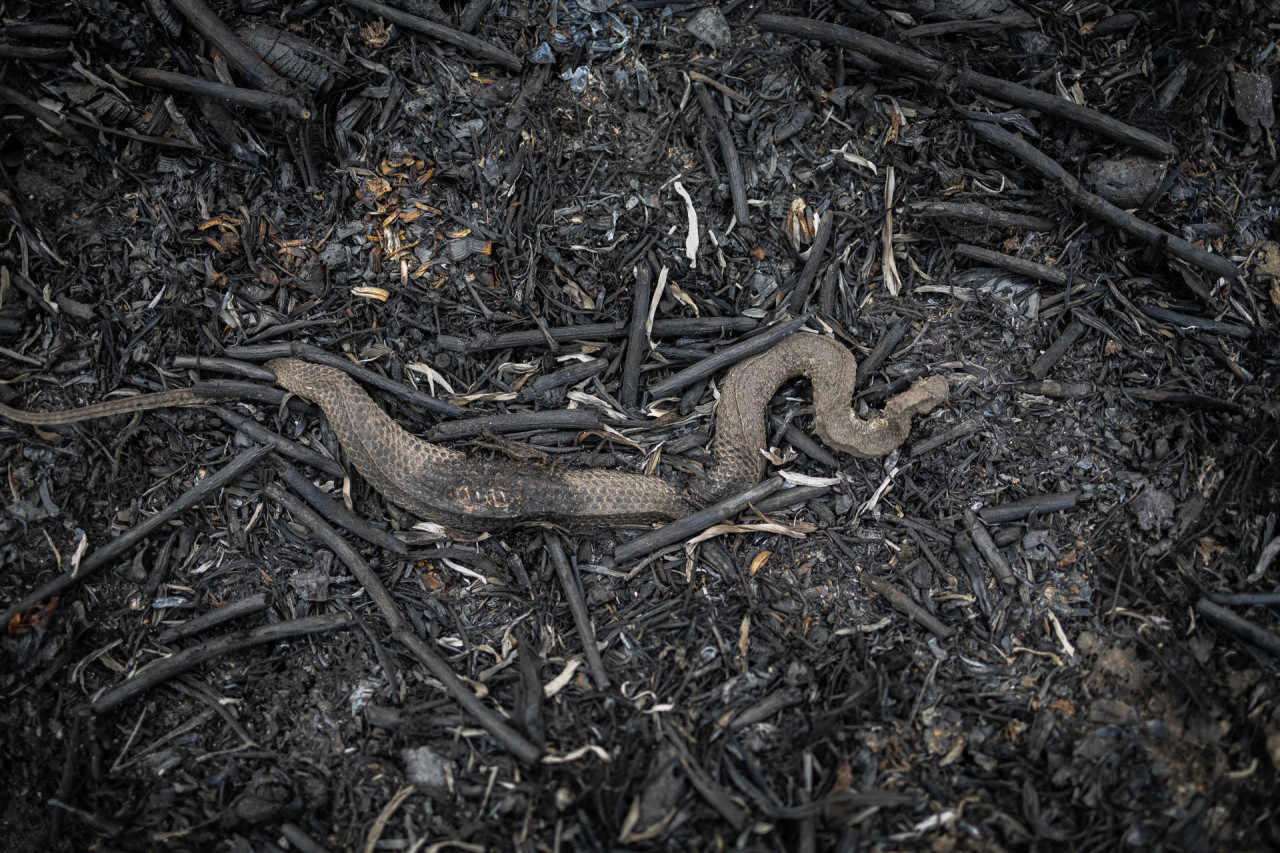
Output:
[[2, 0, 1278, 850]]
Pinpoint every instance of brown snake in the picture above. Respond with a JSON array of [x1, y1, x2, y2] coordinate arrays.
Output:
[[0, 334, 948, 527]]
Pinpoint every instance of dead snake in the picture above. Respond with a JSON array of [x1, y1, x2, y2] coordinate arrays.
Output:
[[0, 334, 948, 527]]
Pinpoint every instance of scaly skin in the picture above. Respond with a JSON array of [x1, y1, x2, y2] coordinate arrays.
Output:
[[0, 333, 949, 528]]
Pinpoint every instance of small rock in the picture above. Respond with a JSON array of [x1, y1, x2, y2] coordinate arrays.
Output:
[[402, 745, 453, 797], [1087, 157, 1166, 208], [685, 7, 731, 51], [1132, 486, 1175, 534]]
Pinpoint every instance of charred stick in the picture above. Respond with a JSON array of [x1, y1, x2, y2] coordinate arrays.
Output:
[[266, 484, 543, 764], [816, 264, 840, 318], [0, 444, 271, 631], [645, 315, 809, 399], [1, 23, 76, 39], [614, 477, 786, 563], [0, 44, 69, 60], [1133, 390, 1242, 411], [955, 243, 1069, 286], [130, 68, 307, 119], [436, 316, 759, 352], [784, 210, 834, 315], [1028, 319, 1085, 380], [1195, 598, 1280, 658], [425, 409, 603, 442], [274, 460, 407, 554], [909, 415, 979, 457], [858, 573, 955, 639], [173, 355, 275, 381], [953, 530, 992, 615], [966, 509, 1015, 589], [692, 81, 752, 226], [1208, 591, 1280, 607], [167, 0, 294, 96], [545, 536, 610, 690], [280, 824, 333, 853], [907, 201, 1055, 232], [620, 264, 652, 412], [0, 82, 91, 145], [517, 358, 607, 403], [1140, 305, 1253, 338], [978, 490, 1080, 524], [93, 613, 352, 713], [155, 592, 269, 644], [903, 10, 1034, 38], [459, 0, 494, 32], [1006, 380, 1095, 398], [213, 408, 346, 479], [343, 0, 521, 71], [770, 413, 841, 470], [752, 484, 833, 515], [854, 318, 907, 390], [755, 15, 1176, 158], [970, 123, 1240, 282]]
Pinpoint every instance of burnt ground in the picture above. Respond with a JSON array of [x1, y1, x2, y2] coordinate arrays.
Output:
[[1, 0, 1279, 849]]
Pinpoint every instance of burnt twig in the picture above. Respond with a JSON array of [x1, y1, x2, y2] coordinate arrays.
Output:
[[0, 444, 271, 631], [645, 315, 810, 399], [130, 68, 308, 119], [692, 81, 752, 226], [970, 123, 1241, 283], [266, 484, 543, 764], [755, 15, 1176, 158], [93, 613, 352, 714], [168, 0, 294, 96], [343, 0, 521, 71], [545, 536, 610, 690], [614, 477, 786, 563]]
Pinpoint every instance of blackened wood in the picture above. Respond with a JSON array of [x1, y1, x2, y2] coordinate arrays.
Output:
[[425, 409, 604, 442], [130, 68, 307, 119], [784, 210, 834, 315], [156, 593, 269, 643], [908, 201, 1055, 232], [437, 316, 758, 352], [978, 490, 1080, 524], [93, 612, 352, 713], [645, 315, 809, 398], [620, 264, 652, 411], [343, 0, 521, 71], [692, 81, 751, 226], [756, 15, 1176, 158], [274, 460, 407, 554], [214, 408, 347, 479], [966, 509, 1015, 590], [1141, 305, 1253, 338], [168, 0, 294, 96], [1007, 380, 1095, 398], [614, 477, 785, 563], [546, 536, 610, 690], [970, 123, 1241, 282], [858, 573, 955, 638], [1028, 320, 1085, 380], [1195, 598, 1280, 658], [953, 530, 992, 615], [0, 444, 271, 631], [267, 484, 543, 764], [955, 243, 1069, 286], [853, 318, 906, 390]]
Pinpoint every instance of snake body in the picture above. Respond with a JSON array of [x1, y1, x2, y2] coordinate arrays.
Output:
[[1, 334, 948, 527]]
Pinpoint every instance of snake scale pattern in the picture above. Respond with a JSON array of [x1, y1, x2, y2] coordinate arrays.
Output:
[[1, 334, 948, 527]]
